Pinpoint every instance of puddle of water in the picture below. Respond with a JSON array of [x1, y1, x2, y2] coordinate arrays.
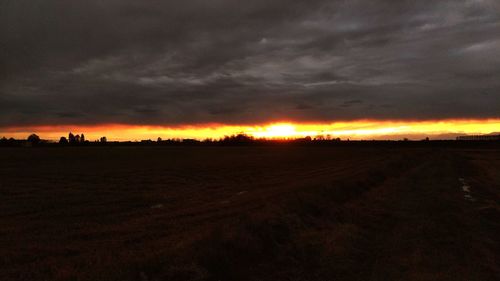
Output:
[[464, 194, 476, 202], [237, 191, 247, 195], [458, 178, 475, 202], [151, 204, 164, 209]]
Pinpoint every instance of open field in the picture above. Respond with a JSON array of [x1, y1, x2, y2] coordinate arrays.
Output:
[[0, 146, 499, 281]]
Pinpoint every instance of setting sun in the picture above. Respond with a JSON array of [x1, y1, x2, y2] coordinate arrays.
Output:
[[1, 119, 499, 141], [2, 1, 500, 279], [249, 124, 298, 139]]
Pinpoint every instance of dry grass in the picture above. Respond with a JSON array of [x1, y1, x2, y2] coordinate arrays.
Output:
[[0, 146, 498, 280]]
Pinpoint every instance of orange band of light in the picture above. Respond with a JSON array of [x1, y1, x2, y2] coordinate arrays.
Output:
[[1, 119, 499, 141]]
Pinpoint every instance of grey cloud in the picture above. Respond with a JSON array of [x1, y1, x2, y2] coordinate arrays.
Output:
[[340, 100, 363, 108], [1, 0, 499, 127]]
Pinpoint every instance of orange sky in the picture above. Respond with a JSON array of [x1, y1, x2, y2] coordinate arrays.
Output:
[[1, 119, 499, 141]]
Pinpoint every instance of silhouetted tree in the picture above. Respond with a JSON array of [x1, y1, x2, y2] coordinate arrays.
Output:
[[27, 134, 40, 144], [100, 136, 107, 143], [157, 137, 162, 142], [75, 134, 80, 143], [222, 134, 254, 145], [0, 137, 16, 147], [202, 138, 214, 143], [81, 134, 85, 143], [59, 137, 68, 144], [68, 132, 76, 144]]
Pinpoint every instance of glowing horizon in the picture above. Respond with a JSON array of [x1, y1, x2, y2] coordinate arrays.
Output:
[[1, 119, 499, 141]]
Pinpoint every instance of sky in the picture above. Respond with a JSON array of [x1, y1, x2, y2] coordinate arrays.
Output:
[[1, 0, 499, 139]]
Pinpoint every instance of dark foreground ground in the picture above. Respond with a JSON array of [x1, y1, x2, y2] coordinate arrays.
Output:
[[0, 145, 499, 281]]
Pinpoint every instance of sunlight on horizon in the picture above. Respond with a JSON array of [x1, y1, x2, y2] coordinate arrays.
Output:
[[1, 119, 499, 141]]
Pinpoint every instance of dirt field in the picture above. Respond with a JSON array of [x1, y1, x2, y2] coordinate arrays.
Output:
[[0, 146, 498, 281]]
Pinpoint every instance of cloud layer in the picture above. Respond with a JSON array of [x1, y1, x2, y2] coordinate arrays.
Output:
[[1, 0, 499, 126]]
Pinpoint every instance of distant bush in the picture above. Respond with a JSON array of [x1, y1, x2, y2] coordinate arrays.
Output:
[[221, 134, 254, 145], [27, 134, 41, 144]]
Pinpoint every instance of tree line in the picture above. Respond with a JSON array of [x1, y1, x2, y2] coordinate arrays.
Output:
[[0, 133, 108, 146], [1, 133, 494, 148]]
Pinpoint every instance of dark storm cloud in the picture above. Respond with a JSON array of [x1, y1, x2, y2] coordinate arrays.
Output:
[[1, 0, 499, 126]]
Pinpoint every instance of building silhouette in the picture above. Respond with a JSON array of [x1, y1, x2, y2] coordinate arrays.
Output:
[[456, 134, 500, 141]]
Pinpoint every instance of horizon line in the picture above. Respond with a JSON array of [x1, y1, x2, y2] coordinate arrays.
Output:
[[1, 119, 499, 141]]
